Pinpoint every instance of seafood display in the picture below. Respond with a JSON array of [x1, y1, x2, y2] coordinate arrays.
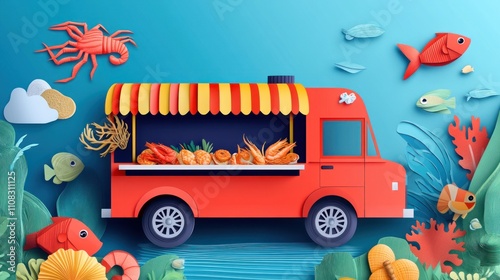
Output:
[[136, 137, 300, 165]]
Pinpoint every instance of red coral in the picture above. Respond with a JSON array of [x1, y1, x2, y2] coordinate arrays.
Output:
[[406, 219, 466, 273], [448, 115, 489, 180]]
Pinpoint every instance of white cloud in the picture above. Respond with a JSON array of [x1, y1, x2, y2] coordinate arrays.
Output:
[[27, 79, 51, 96], [3, 87, 58, 124]]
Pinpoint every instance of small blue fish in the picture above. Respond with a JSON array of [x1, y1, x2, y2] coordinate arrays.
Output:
[[467, 89, 499, 101], [342, 24, 385, 40], [335, 61, 366, 74]]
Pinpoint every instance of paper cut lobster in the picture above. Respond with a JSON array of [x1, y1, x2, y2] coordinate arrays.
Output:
[[36, 21, 137, 83], [397, 33, 471, 80]]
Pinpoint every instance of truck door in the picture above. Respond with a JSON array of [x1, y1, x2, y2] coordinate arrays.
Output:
[[320, 119, 365, 187]]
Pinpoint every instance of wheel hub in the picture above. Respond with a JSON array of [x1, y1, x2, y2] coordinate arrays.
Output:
[[315, 206, 348, 238]]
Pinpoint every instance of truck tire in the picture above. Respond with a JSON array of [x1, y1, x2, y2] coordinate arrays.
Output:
[[142, 198, 195, 248], [305, 198, 357, 247]]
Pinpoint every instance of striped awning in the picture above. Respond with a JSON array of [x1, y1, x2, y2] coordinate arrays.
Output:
[[104, 83, 309, 116]]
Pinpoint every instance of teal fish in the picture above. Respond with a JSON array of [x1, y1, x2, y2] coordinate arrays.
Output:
[[467, 89, 498, 101], [416, 89, 456, 114], [44, 152, 84, 184], [342, 24, 385, 40]]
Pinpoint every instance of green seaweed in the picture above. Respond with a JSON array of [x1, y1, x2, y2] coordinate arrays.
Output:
[[418, 265, 449, 280], [22, 192, 52, 235], [56, 169, 107, 238], [315, 252, 357, 279], [461, 112, 500, 270], [315, 237, 450, 280], [0, 121, 15, 148], [21, 192, 51, 262], [15, 258, 44, 280], [139, 254, 185, 280], [0, 272, 10, 280], [0, 121, 31, 270]]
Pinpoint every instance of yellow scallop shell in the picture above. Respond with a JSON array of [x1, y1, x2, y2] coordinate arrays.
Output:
[[38, 249, 106, 280], [368, 244, 395, 272]]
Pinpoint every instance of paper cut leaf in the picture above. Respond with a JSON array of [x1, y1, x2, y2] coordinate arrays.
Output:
[[16, 258, 45, 280], [56, 169, 107, 238], [23, 191, 52, 234], [406, 219, 466, 273], [3, 88, 58, 124], [335, 61, 366, 74], [0, 272, 9, 280], [397, 121, 466, 223], [448, 116, 489, 180], [315, 252, 357, 280]]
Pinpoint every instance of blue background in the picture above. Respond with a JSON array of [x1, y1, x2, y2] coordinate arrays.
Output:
[[1, 0, 500, 279]]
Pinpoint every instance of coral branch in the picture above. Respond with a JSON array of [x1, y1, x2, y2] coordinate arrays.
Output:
[[406, 219, 466, 273], [448, 116, 489, 180]]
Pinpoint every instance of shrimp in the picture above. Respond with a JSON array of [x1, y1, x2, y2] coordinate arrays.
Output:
[[264, 139, 288, 158], [242, 135, 265, 165], [265, 141, 296, 161], [266, 153, 299, 164], [234, 145, 253, 165]]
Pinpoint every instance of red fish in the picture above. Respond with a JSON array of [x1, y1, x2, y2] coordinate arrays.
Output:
[[437, 183, 476, 221], [24, 217, 102, 256], [398, 33, 471, 79]]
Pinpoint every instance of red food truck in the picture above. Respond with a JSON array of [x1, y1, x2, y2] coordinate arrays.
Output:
[[100, 76, 413, 248]]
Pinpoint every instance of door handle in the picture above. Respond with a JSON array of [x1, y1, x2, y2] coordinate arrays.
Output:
[[321, 165, 334, 170]]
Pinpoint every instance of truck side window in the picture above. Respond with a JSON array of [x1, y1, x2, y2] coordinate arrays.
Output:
[[322, 120, 361, 156]]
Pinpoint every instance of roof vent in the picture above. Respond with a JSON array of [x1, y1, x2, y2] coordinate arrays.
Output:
[[267, 75, 295, 84]]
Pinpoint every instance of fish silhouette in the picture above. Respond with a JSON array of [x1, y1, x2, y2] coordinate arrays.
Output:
[[398, 33, 471, 80], [24, 217, 102, 256], [437, 184, 476, 221]]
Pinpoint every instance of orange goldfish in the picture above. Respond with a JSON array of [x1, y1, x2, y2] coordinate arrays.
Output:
[[24, 217, 102, 256], [437, 184, 476, 221]]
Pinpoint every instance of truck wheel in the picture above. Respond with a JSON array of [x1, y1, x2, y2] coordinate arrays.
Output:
[[305, 198, 357, 247], [142, 199, 194, 248]]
